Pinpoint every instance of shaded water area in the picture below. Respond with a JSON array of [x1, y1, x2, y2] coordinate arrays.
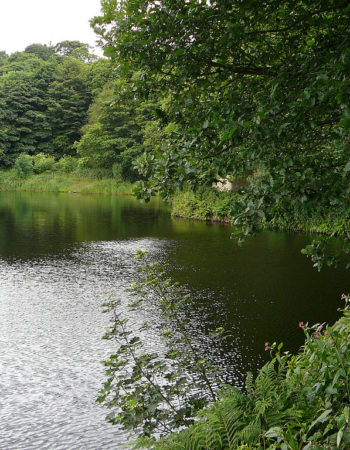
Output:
[[0, 191, 348, 449]]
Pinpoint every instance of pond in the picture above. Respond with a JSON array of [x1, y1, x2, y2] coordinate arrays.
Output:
[[0, 191, 347, 449]]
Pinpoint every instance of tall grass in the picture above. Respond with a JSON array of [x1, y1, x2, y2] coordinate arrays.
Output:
[[0, 169, 134, 196]]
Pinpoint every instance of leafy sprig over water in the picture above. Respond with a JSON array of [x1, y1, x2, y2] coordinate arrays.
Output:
[[99, 253, 350, 449], [153, 297, 350, 449], [98, 250, 225, 439]]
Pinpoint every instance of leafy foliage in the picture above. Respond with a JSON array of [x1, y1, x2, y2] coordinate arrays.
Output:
[[77, 78, 158, 181], [171, 188, 243, 221], [0, 42, 149, 180], [97, 251, 350, 449], [152, 358, 299, 449], [55, 155, 78, 174], [24, 44, 55, 61], [0, 62, 54, 165], [46, 57, 92, 158], [93, 0, 350, 264], [14, 154, 34, 178], [32, 153, 56, 173], [109, 272, 350, 449], [98, 251, 223, 438], [0, 44, 96, 165]]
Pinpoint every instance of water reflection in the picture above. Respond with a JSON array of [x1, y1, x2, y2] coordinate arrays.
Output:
[[0, 192, 348, 448]]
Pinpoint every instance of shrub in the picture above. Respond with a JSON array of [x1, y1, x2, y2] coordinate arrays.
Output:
[[171, 188, 242, 221], [76, 157, 91, 170], [152, 299, 350, 449], [98, 251, 220, 439], [14, 154, 34, 178], [32, 153, 56, 173], [56, 156, 78, 173]]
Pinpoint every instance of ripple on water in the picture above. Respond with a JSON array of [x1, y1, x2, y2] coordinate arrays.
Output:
[[0, 238, 166, 449]]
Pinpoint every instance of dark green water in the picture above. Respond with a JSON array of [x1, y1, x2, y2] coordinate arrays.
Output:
[[0, 191, 348, 448]]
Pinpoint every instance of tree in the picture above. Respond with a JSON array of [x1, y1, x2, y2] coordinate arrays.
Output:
[[87, 58, 115, 97], [76, 78, 153, 180], [0, 52, 45, 75], [0, 51, 8, 65], [0, 45, 107, 167], [46, 57, 92, 158], [24, 43, 55, 61], [93, 0, 350, 249], [54, 40, 97, 63], [0, 56, 54, 166]]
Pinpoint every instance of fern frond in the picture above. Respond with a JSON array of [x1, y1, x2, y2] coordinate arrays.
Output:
[[246, 372, 254, 395]]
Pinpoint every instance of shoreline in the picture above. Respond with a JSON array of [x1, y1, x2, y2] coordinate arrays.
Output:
[[1, 172, 348, 238]]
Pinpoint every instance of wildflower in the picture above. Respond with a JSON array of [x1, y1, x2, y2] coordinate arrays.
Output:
[[298, 321, 305, 330], [264, 342, 269, 351], [341, 293, 347, 300]]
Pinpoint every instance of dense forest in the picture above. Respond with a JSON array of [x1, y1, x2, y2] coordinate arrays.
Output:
[[0, 40, 154, 182]]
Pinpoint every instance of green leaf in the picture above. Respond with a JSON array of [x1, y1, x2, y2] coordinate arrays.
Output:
[[103, 46, 115, 57], [309, 409, 332, 431], [337, 428, 344, 447]]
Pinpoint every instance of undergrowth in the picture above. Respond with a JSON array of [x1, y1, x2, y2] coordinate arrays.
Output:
[[171, 188, 242, 222], [171, 188, 350, 236], [138, 298, 350, 449]]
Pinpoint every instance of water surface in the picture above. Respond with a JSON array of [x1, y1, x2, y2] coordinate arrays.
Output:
[[0, 192, 347, 448]]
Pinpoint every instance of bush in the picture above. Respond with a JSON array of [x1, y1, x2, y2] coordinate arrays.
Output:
[[99, 252, 219, 439], [92, 167, 113, 179], [56, 156, 78, 173], [32, 153, 56, 173], [14, 154, 34, 178], [171, 187, 242, 221], [76, 157, 91, 170], [153, 299, 350, 449]]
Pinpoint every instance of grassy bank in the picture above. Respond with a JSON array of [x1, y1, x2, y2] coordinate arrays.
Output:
[[2, 170, 348, 236], [0, 169, 134, 196], [171, 188, 350, 236]]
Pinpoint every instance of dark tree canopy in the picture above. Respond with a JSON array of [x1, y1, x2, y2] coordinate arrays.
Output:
[[54, 40, 97, 62], [24, 43, 55, 61], [0, 42, 103, 164], [93, 1, 350, 233], [0, 39, 148, 181], [46, 57, 92, 157]]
